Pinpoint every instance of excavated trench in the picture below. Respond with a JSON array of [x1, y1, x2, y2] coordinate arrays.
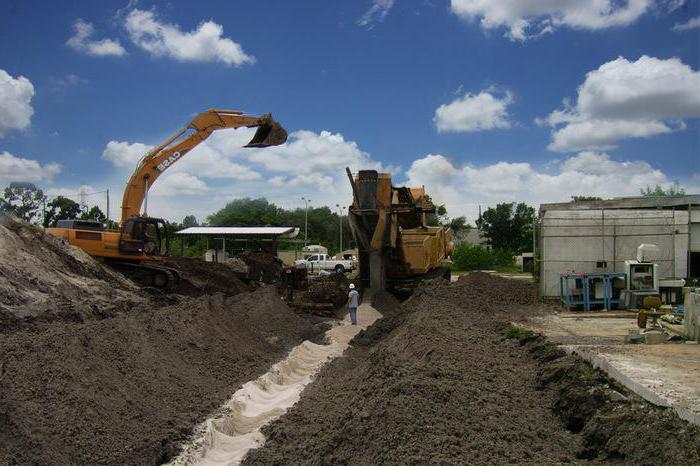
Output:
[[170, 302, 381, 465]]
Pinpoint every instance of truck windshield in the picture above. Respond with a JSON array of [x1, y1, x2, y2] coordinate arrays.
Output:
[[308, 255, 318, 261]]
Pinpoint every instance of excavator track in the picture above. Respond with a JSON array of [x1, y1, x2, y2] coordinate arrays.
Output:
[[108, 261, 181, 290]]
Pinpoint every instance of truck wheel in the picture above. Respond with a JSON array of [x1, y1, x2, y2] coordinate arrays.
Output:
[[335, 264, 345, 273]]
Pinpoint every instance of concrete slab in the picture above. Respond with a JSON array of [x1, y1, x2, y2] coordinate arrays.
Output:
[[522, 313, 700, 428], [525, 314, 637, 345]]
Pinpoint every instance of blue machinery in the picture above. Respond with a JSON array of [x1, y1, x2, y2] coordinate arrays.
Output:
[[559, 273, 626, 311]]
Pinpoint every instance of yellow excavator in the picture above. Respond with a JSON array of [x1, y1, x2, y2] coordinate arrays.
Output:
[[47, 109, 287, 288], [346, 168, 453, 297]]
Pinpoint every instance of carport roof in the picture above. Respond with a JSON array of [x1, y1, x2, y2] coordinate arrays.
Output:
[[175, 227, 299, 238]]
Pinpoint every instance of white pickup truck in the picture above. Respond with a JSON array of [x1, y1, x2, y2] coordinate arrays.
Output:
[[295, 254, 355, 273]]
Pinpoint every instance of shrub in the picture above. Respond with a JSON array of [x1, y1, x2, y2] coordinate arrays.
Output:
[[503, 323, 532, 339], [491, 248, 515, 267], [452, 244, 493, 270], [451, 244, 514, 271]]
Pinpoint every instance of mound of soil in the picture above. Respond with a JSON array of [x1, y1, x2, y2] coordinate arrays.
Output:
[[0, 214, 146, 331], [237, 251, 283, 283], [162, 256, 251, 296], [287, 273, 352, 318], [0, 286, 322, 465], [244, 273, 580, 465], [246, 273, 699, 465]]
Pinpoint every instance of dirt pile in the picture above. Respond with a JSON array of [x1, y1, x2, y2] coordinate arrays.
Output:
[[0, 286, 323, 465], [0, 213, 146, 331], [245, 273, 699, 465], [308, 273, 350, 307], [162, 256, 251, 296], [237, 251, 283, 283], [245, 273, 579, 465]]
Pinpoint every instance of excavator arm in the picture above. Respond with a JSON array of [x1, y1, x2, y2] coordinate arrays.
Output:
[[120, 109, 287, 223]]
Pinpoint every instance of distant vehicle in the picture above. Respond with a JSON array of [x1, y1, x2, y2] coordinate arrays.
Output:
[[295, 253, 355, 273]]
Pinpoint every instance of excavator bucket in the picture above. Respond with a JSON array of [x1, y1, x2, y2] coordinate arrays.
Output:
[[245, 120, 288, 148]]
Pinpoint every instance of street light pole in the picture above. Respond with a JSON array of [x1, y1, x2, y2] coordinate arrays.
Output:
[[301, 197, 311, 246]]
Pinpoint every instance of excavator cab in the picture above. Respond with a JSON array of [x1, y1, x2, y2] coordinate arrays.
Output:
[[119, 216, 170, 257], [244, 118, 288, 148]]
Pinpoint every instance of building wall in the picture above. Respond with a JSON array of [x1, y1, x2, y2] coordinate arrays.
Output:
[[538, 209, 691, 297]]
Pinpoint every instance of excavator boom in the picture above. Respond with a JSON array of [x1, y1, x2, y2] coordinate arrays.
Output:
[[121, 109, 287, 222]]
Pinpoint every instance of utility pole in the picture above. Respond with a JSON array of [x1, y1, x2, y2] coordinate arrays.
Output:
[[106, 189, 110, 223], [301, 197, 311, 246], [336, 204, 345, 253]]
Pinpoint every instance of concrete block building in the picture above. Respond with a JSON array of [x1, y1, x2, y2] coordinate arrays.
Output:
[[537, 196, 700, 298]]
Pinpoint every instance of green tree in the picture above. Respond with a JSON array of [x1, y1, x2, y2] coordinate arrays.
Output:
[[571, 196, 603, 202], [181, 215, 199, 228], [206, 198, 350, 254], [207, 198, 283, 227], [641, 183, 686, 197], [480, 202, 535, 253], [427, 204, 448, 227], [449, 216, 469, 232], [81, 205, 107, 223], [43, 196, 82, 227], [0, 182, 47, 224]]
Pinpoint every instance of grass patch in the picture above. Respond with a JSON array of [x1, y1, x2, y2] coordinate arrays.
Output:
[[493, 264, 522, 274], [503, 323, 533, 339], [578, 365, 598, 382]]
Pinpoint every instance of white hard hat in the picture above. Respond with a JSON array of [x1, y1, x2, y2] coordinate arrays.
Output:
[[349, 283, 355, 289]]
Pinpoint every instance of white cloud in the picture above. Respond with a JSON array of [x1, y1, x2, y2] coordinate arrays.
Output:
[[241, 129, 384, 175], [358, 0, 396, 27], [434, 89, 514, 133], [543, 55, 700, 152], [96, 128, 390, 222], [102, 140, 152, 168], [404, 151, 676, 221], [673, 16, 700, 31], [102, 134, 261, 181], [124, 9, 254, 66], [0, 151, 61, 185], [0, 69, 34, 137], [66, 19, 126, 57], [449, 0, 657, 40], [151, 172, 210, 196]]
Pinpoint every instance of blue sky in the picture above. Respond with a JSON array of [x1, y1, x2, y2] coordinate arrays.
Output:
[[0, 0, 699, 222]]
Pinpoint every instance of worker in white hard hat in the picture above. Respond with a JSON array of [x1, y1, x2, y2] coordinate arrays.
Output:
[[347, 283, 360, 325]]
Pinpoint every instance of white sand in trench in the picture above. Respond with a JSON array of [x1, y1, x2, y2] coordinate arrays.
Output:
[[169, 301, 381, 466]]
